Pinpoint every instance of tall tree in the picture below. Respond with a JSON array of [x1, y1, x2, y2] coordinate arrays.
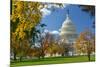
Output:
[[37, 23, 47, 58], [75, 29, 95, 61], [10, 1, 68, 60], [10, 0, 43, 61]]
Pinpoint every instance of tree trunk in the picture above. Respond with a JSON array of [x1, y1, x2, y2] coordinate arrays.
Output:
[[62, 53, 64, 56], [41, 41, 45, 59], [87, 52, 91, 61], [50, 53, 53, 57], [13, 52, 16, 60], [19, 39, 23, 62], [19, 56, 22, 62], [38, 56, 40, 60], [41, 50, 45, 59]]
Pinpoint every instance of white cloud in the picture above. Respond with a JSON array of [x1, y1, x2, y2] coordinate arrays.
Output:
[[47, 4, 69, 9], [50, 30, 59, 34], [40, 8, 51, 17], [44, 29, 49, 33], [40, 4, 69, 17]]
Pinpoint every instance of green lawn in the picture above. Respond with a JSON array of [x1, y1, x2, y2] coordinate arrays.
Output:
[[10, 55, 95, 67]]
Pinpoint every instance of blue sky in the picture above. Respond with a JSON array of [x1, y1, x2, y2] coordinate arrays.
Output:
[[40, 4, 94, 34]]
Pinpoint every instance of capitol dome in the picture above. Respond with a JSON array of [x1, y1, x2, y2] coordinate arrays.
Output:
[[60, 14, 77, 43]]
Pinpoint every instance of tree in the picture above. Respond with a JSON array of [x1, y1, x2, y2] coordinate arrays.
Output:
[[11, 33, 19, 60], [36, 23, 47, 58], [10, 0, 44, 61], [10, 0, 67, 61], [43, 33, 65, 57], [75, 29, 95, 61], [59, 39, 70, 56]]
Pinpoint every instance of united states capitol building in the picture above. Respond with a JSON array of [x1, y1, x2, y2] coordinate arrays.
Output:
[[45, 13, 78, 57], [59, 13, 77, 56]]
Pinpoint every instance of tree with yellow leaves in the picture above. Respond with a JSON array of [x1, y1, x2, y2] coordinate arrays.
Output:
[[75, 29, 95, 61], [10, 0, 44, 61], [10, 0, 66, 61]]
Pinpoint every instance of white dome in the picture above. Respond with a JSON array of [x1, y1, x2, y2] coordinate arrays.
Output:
[[60, 14, 77, 43], [60, 14, 76, 35]]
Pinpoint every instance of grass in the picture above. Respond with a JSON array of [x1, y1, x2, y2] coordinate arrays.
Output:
[[10, 55, 95, 67]]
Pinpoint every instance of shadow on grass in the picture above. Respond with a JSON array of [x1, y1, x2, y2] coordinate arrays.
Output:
[[11, 56, 81, 63], [10, 55, 95, 67], [12, 55, 95, 62]]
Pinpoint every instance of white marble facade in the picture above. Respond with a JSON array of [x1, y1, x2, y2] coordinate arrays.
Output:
[[60, 14, 77, 56]]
